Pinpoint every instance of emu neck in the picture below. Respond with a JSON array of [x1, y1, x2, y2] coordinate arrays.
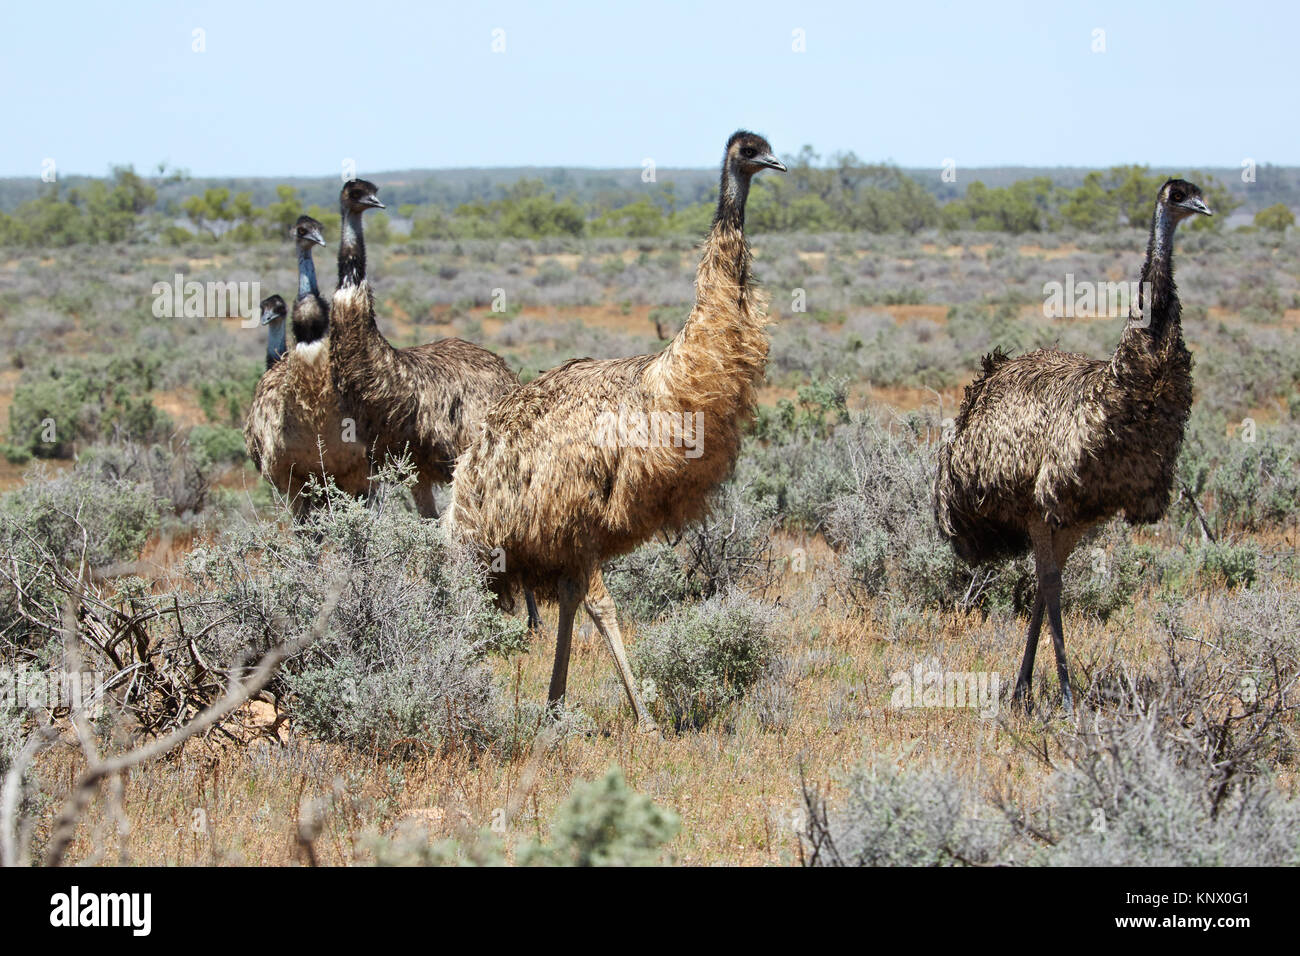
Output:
[[265, 320, 287, 370], [1136, 203, 1179, 343], [298, 244, 319, 297], [1112, 202, 1192, 405], [338, 208, 366, 288], [713, 163, 752, 236], [647, 168, 767, 422]]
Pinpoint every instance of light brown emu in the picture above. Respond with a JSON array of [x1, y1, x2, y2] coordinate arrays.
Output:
[[934, 179, 1213, 712], [245, 217, 370, 514], [446, 131, 786, 729], [328, 180, 521, 520]]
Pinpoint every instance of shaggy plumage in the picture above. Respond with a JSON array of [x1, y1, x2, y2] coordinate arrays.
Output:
[[934, 179, 1212, 710], [245, 218, 370, 513], [446, 131, 786, 729], [328, 181, 521, 518]]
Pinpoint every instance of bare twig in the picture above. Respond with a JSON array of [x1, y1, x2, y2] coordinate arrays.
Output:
[[42, 580, 343, 867]]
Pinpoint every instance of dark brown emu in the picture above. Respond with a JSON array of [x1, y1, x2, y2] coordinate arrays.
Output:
[[328, 179, 547, 626], [934, 179, 1212, 712], [328, 179, 523, 520]]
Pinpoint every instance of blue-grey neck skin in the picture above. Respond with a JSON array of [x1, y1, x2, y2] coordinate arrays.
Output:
[[338, 209, 365, 287], [298, 244, 319, 297], [266, 319, 287, 369], [1135, 202, 1180, 341], [713, 161, 751, 230], [1150, 203, 1175, 262]]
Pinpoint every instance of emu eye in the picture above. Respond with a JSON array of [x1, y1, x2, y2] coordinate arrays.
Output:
[[1170, 190, 1184, 203], [741, 147, 756, 158]]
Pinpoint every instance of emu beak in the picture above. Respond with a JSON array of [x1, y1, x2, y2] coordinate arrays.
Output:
[[309, 230, 327, 246], [361, 196, 385, 210], [759, 154, 787, 172], [260, 309, 282, 326], [1182, 196, 1213, 217]]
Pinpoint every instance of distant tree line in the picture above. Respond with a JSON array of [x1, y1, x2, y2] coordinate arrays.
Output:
[[0, 154, 1287, 248]]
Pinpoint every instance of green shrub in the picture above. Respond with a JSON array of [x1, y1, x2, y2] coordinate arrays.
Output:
[[196, 365, 261, 426], [184, 469, 526, 755], [808, 617, 1300, 867], [804, 758, 1005, 866], [0, 703, 26, 777], [1199, 542, 1258, 588], [1040, 717, 1300, 866], [518, 767, 679, 866], [189, 424, 248, 468], [370, 765, 678, 867], [1062, 524, 1144, 619], [825, 410, 1006, 612], [606, 482, 777, 624], [631, 589, 778, 730], [0, 459, 158, 656], [1208, 433, 1300, 532], [8, 352, 169, 457]]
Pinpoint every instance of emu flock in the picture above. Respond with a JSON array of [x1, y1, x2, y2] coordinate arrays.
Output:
[[243, 131, 1212, 722]]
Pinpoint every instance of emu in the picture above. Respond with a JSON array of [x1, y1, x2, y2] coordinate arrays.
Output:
[[244, 217, 371, 515], [328, 180, 524, 520], [328, 179, 556, 626], [934, 179, 1212, 712], [445, 131, 786, 730]]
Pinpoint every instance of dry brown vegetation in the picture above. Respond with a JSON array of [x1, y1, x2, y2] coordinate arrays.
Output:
[[2, 227, 1298, 866]]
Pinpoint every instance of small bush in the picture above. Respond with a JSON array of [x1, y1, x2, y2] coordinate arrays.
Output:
[[631, 589, 778, 730], [182, 469, 527, 754], [370, 765, 678, 867], [0, 461, 157, 657], [518, 766, 680, 866], [189, 424, 248, 469], [1207, 432, 1300, 532], [825, 410, 1004, 612], [8, 352, 170, 457], [80, 439, 211, 517], [0, 703, 26, 777], [1038, 719, 1300, 866], [1198, 542, 1258, 588], [606, 482, 777, 624], [802, 758, 1007, 866]]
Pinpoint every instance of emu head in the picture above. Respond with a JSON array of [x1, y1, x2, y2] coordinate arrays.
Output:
[[292, 215, 326, 249], [1159, 179, 1213, 221], [259, 294, 287, 326], [724, 131, 787, 179], [340, 179, 384, 214]]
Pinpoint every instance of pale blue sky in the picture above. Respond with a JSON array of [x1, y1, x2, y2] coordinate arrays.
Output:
[[4, 0, 1293, 177]]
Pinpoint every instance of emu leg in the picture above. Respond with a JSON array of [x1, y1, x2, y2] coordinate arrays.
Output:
[[412, 481, 438, 519], [1012, 591, 1045, 710], [547, 577, 583, 714], [1041, 568, 1072, 714], [524, 590, 542, 632], [583, 571, 658, 733]]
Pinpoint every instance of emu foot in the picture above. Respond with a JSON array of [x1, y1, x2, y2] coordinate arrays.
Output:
[[1012, 681, 1033, 716]]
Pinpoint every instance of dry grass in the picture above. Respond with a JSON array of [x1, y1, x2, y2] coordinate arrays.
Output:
[[28, 538, 1293, 867]]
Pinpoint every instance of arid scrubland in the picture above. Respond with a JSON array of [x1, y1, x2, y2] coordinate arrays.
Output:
[[2, 227, 1298, 865]]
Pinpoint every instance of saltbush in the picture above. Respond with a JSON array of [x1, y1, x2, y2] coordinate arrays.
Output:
[[631, 589, 778, 730]]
